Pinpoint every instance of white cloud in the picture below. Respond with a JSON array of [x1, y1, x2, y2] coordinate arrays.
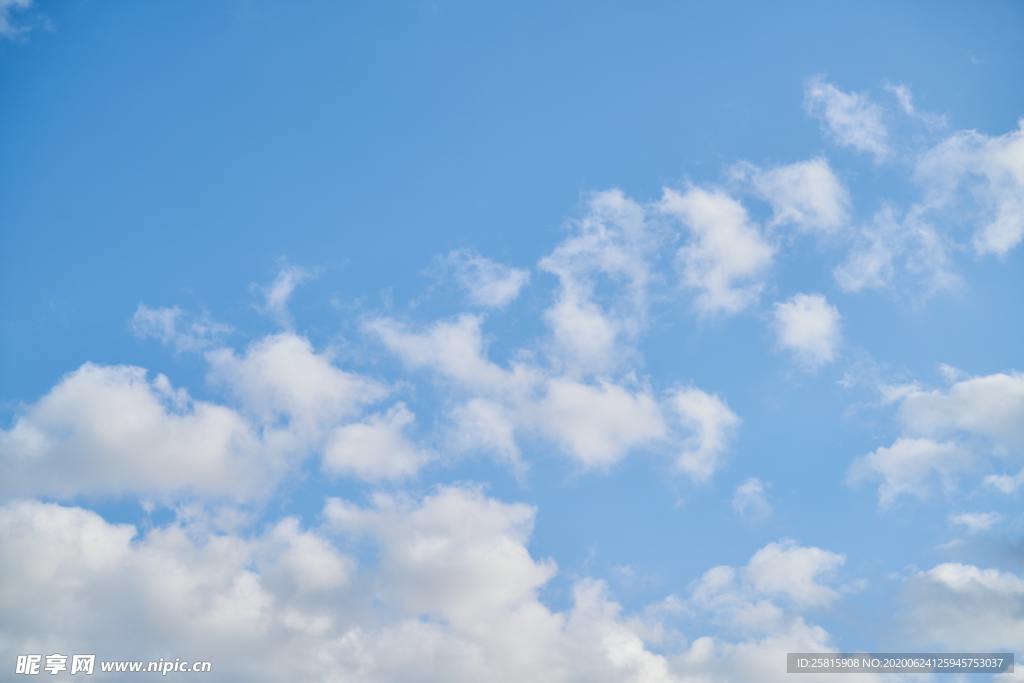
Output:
[[256, 517, 355, 596], [850, 370, 1024, 505], [915, 120, 1024, 255], [896, 371, 1024, 450], [321, 485, 688, 682], [542, 293, 621, 375], [206, 332, 387, 434], [672, 619, 838, 683], [886, 83, 916, 117], [533, 378, 666, 470], [443, 250, 530, 308], [833, 205, 958, 294], [322, 403, 430, 481], [772, 293, 842, 369], [902, 563, 1024, 653], [448, 398, 522, 469], [985, 467, 1024, 494], [739, 158, 850, 234], [660, 186, 774, 315], [833, 212, 897, 292], [668, 388, 740, 482], [732, 478, 772, 520], [937, 362, 967, 384], [131, 304, 231, 352], [0, 500, 357, 682], [325, 491, 855, 682], [677, 540, 856, 683], [539, 189, 657, 374], [804, 76, 890, 161], [0, 329, 408, 499], [257, 265, 312, 326], [0, 489, 864, 683], [0, 363, 280, 500], [948, 511, 1002, 534], [883, 83, 946, 129], [743, 540, 845, 608], [325, 485, 556, 624], [848, 437, 971, 506], [365, 314, 529, 394], [367, 312, 740, 480]]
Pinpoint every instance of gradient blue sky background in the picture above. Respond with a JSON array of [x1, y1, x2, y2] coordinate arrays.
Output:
[[2, 2, 1023, 681]]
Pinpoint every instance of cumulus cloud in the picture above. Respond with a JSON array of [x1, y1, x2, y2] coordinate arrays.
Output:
[[850, 370, 1024, 505], [364, 314, 529, 394], [206, 332, 387, 434], [366, 313, 740, 480], [322, 403, 431, 481], [0, 490, 861, 683], [324, 486, 557, 625], [896, 371, 1024, 449], [732, 478, 772, 520], [848, 437, 971, 506], [0, 364, 280, 500], [443, 250, 530, 308], [738, 158, 850, 235], [131, 304, 231, 352], [448, 398, 522, 469], [669, 388, 740, 481], [539, 189, 657, 374], [676, 539, 857, 682], [660, 186, 775, 315], [948, 511, 1002, 534], [743, 540, 845, 608], [0, 326, 419, 500], [0, 500, 359, 682], [833, 205, 957, 295], [804, 76, 890, 161], [915, 120, 1024, 255], [902, 562, 1024, 653], [0, 489, 679, 683], [772, 293, 842, 369], [533, 378, 666, 469]]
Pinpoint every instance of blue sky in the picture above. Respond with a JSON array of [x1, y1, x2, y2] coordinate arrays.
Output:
[[1, 2, 1023, 681]]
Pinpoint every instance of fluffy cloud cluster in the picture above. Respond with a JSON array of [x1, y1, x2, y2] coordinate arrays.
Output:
[[0, 323, 429, 499], [0, 490, 858, 683], [674, 539, 854, 682], [205, 332, 387, 435], [803, 78, 1024, 293], [660, 186, 775, 315], [772, 293, 842, 370], [915, 120, 1024, 255], [443, 249, 531, 309], [804, 76, 890, 161], [833, 204, 957, 294], [902, 562, 1024, 654], [737, 158, 850, 235], [366, 312, 739, 477], [849, 371, 1024, 505], [539, 189, 657, 373], [0, 363, 277, 500], [3, 75, 1021, 683]]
